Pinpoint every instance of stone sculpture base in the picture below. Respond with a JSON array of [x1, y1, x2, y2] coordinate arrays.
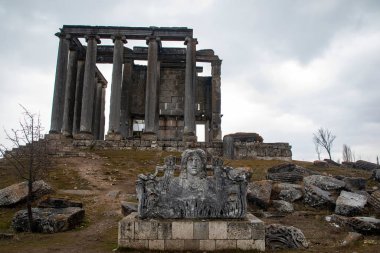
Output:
[[118, 212, 265, 251]]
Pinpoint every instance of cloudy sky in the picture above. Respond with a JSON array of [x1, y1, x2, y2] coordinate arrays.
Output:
[[0, 0, 379, 162]]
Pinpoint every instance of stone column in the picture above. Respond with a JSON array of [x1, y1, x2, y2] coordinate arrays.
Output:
[[92, 79, 103, 140], [72, 59, 85, 135], [183, 37, 198, 142], [142, 36, 160, 140], [120, 60, 133, 138], [61, 45, 78, 137], [99, 84, 107, 140], [50, 32, 69, 134], [107, 35, 127, 139], [211, 59, 222, 141], [78, 35, 100, 139]]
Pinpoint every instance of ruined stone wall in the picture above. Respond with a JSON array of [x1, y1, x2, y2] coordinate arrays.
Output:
[[224, 140, 292, 161]]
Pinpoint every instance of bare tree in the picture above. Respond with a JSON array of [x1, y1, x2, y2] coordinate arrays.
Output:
[[313, 138, 321, 160], [0, 105, 50, 232], [313, 127, 336, 160], [342, 144, 353, 162]]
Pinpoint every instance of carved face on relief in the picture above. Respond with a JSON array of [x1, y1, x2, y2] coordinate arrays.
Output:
[[187, 154, 202, 176], [181, 149, 207, 178]]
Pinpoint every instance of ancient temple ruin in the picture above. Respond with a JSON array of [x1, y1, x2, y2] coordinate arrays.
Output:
[[49, 25, 222, 143], [47, 25, 292, 161]]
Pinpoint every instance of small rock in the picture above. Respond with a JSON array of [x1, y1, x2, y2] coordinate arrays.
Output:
[[272, 200, 294, 213], [341, 232, 363, 246], [107, 190, 121, 199], [335, 191, 367, 216], [247, 180, 272, 209], [265, 224, 308, 249]]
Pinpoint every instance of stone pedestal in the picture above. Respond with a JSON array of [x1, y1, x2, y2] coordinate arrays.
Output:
[[118, 212, 265, 251]]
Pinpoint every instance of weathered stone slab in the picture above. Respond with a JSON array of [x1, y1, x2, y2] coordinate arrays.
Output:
[[327, 214, 380, 234], [304, 184, 337, 209], [355, 160, 380, 171], [0, 180, 54, 207], [275, 183, 303, 202], [273, 200, 294, 213], [335, 176, 366, 191], [267, 163, 317, 183], [172, 221, 193, 239], [368, 190, 380, 213], [199, 239, 216, 251], [335, 191, 367, 216], [265, 224, 308, 249], [304, 175, 345, 191], [209, 221, 227, 239], [247, 180, 272, 209], [38, 197, 82, 208], [12, 207, 84, 233]]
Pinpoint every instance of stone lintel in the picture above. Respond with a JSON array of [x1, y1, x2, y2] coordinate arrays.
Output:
[[62, 25, 193, 41]]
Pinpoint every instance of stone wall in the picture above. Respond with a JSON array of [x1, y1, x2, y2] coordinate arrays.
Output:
[[118, 212, 265, 251], [224, 134, 292, 161]]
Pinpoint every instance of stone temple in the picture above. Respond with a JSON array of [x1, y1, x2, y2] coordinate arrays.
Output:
[[47, 25, 292, 161], [49, 25, 221, 143]]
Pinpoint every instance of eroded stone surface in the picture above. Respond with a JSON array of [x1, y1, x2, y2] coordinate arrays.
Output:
[[327, 214, 380, 235], [273, 200, 294, 213], [136, 149, 251, 219], [335, 191, 367, 216], [304, 184, 337, 209], [12, 207, 84, 233], [247, 180, 272, 209], [267, 163, 317, 183], [0, 180, 53, 207], [304, 175, 346, 191]]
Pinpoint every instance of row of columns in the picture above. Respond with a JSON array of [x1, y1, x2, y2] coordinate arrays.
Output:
[[50, 33, 107, 140], [50, 32, 214, 142]]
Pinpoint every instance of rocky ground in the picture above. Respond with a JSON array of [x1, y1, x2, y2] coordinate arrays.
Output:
[[0, 149, 379, 252]]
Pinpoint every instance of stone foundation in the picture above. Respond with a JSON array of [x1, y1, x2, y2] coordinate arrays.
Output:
[[118, 212, 265, 251]]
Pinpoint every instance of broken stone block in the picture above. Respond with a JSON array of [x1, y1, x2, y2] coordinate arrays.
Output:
[[121, 201, 138, 216], [304, 184, 337, 209], [267, 163, 317, 183], [38, 197, 83, 208], [12, 207, 85, 233], [304, 175, 345, 191], [279, 189, 303, 202], [265, 224, 308, 249], [323, 159, 341, 167], [247, 180, 272, 209], [335, 191, 367, 216], [272, 200, 294, 213], [368, 190, 380, 213], [355, 160, 380, 171], [0, 180, 54, 207], [339, 176, 366, 191], [313, 160, 329, 167], [327, 214, 380, 235], [372, 169, 380, 182]]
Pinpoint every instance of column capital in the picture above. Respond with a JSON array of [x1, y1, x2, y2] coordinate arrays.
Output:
[[85, 35, 101, 44], [111, 35, 127, 44], [184, 37, 198, 45], [145, 36, 161, 45]]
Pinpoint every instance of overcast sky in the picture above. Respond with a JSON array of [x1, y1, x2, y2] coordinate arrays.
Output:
[[0, 0, 379, 162]]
